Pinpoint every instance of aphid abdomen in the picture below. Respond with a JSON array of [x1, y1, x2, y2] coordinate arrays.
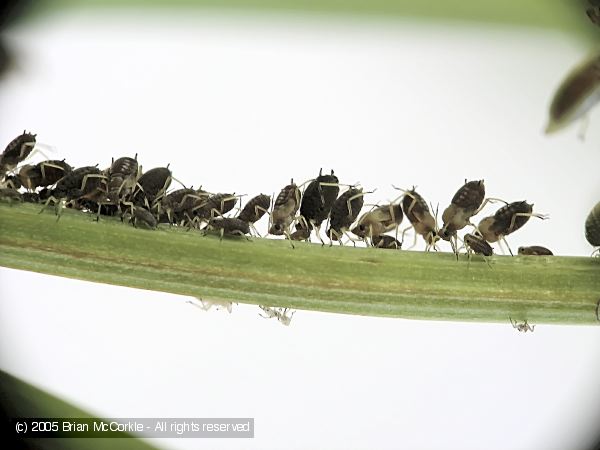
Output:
[[133, 167, 172, 206], [0, 131, 37, 175], [270, 183, 300, 235], [328, 187, 364, 235], [209, 217, 250, 235], [238, 194, 271, 224], [401, 190, 429, 225], [585, 201, 600, 246], [494, 201, 533, 235]]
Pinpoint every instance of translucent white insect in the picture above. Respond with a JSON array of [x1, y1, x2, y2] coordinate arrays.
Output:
[[187, 298, 233, 313], [509, 316, 535, 333], [259, 306, 295, 326]]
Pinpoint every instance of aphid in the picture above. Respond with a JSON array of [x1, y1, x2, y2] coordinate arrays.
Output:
[[126, 205, 157, 230], [371, 234, 402, 250], [132, 166, 172, 209], [439, 180, 486, 255], [464, 233, 494, 257], [518, 246, 554, 256], [477, 201, 547, 255], [327, 186, 365, 246], [585, 201, 600, 255], [18, 159, 72, 190], [22, 192, 40, 203], [294, 169, 340, 243], [351, 203, 403, 244], [106, 155, 139, 204], [205, 217, 250, 240], [545, 52, 600, 135], [259, 306, 295, 326], [398, 187, 439, 250], [41, 165, 106, 217], [0, 187, 22, 204], [159, 187, 207, 224], [269, 180, 301, 243], [237, 193, 271, 236], [0, 130, 37, 176], [191, 193, 238, 226], [509, 316, 535, 333]]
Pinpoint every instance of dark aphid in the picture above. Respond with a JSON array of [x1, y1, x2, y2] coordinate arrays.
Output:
[[52, 166, 105, 200], [509, 316, 535, 333], [545, 52, 600, 134], [132, 166, 172, 208], [399, 187, 439, 250], [238, 193, 271, 223], [206, 217, 250, 240], [0, 187, 22, 204], [159, 187, 207, 224], [518, 246, 554, 256], [294, 169, 340, 241], [439, 180, 485, 246], [327, 187, 365, 245], [585, 201, 600, 253], [0, 130, 37, 176], [237, 193, 271, 236], [478, 201, 547, 255], [269, 181, 301, 240], [19, 159, 72, 190], [40, 166, 106, 218], [22, 192, 40, 203], [127, 206, 157, 230], [107, 155, 139, 203], [464, 233, 493, 257], [289, 226, 312, 242], [372, 234, 402, 250], [351, 204, 403, 243], [192, 193, 238, 222]]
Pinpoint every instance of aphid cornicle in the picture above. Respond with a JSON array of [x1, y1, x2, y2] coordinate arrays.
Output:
[[351, 203, 403, 243], [518, 246, 554, 256], [477, 201, 547, 255], [327, 186, 365, 245], [439, 180, 486, 254], [585, 201, 600, 254], [0, 130, 37, 176], [269, 181, 301, 242], [293, 169, 340, 242], [371, 234, 402, 250], [545, 52, 600, 134], [399, 188, 439, 250]]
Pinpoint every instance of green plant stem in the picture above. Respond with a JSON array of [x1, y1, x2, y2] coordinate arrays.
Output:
[[1, 203, 599, 325]]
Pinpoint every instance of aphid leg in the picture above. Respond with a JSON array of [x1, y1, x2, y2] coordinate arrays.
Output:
[[38, 161, 66, 182], [507, 212, 549, 234], [343, 229, 361, 247], [472, 197, 508, 216], [80, 173, 108, 194], [328, 228, 343, 247], [230, 229, 252, 241], [578, 114, 590, 141], [283, 229, 295, 249], [501, 236, 514, 256], [313, 223, 326, 246], [346, 191, 366, 218], [401, 226, 417, 250], [509, 316, 518, 329], [249, 222, 262, 238]]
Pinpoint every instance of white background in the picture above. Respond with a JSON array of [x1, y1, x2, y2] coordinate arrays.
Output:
[[1, 8, 600, 450]]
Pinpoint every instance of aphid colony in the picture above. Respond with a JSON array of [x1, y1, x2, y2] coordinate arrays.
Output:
[[3, 130, 595, 257]]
